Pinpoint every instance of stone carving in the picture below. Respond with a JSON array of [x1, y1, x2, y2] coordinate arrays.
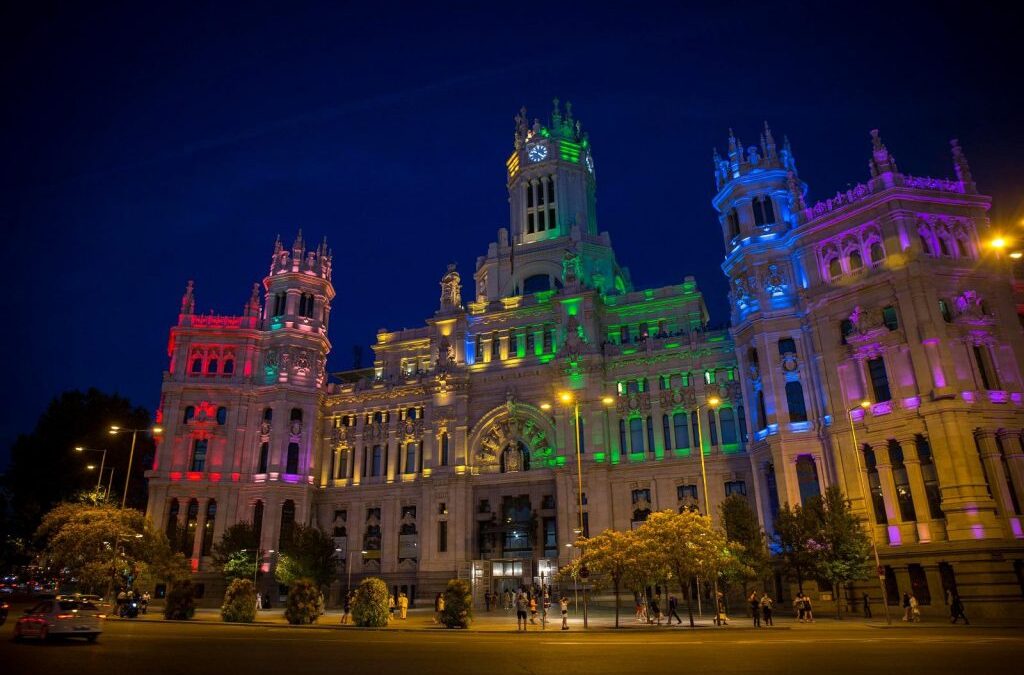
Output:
[[436, 335, 456, 372], [562, 250, 582, 287], [289, 419, 302, 439], [399, 417, 423, 441], [330, 425, 350, 448], [616, 392, 651, 416], [563, 313, 584, 358], [439, 263, 462, 312], [259, 420, 271, 441], [763, 264, 784, 297], [502, 443, 523, 472], [364, 421, 387, 441], [294, 350, 311, 376]]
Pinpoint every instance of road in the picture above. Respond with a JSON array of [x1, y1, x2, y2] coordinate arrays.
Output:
[[1, 617, 1022, 675]]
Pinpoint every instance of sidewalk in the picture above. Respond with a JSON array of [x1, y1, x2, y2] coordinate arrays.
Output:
[[128, 605, 1021, 632]]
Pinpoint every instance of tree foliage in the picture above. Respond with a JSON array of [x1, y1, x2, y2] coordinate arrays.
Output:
[[719, 495, 770, 591], [351, 577, 390, 627], [773, 501, 817, 592], [164, 579, 196, 620], [805, 487, 873, 617], [211, 521, 260, 580], [284, 578, 324, 625], [440, 578, 473, 628], [273, 524, 338, 590], [221, 578, 257, 623], [35, 501, 188, 595], [556, 528, 638, 628]]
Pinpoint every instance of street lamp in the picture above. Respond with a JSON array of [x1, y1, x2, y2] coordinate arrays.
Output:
[[847, 400, 892, 625], [86, 464, 116, 501], [539, 391, 614, 629], [694, 394, 722, 625], [75, 446, 108, 490], [109, 425, 163, 509], [108, 532, 144, 602]]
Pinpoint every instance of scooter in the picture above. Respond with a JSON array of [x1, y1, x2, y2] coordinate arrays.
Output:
[[119, 600, 140, 618]]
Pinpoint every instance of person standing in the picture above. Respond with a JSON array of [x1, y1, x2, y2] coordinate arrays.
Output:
[[560, 596, 569, 630], [529, 594, 538, 625], [667, 594, 682, 625], [255, 592, 263, 616], [515, 591, 529, 631], [503, 589, 513, 612], [950, 591, 969, 625], [749, 591, 761, 627], [901, 592, 911, 621], [909, 592, 920, 622], [398, 591, 409, 620], [434, 592, 444, 624], [760, 592, 774, 627], [803, 593, 814, 622], [649, 594, 662, 626], [862, 592, 872, 618], [341, 592, 352, 624], [716, 591, 729, 625], [794, 592, 806, 622]]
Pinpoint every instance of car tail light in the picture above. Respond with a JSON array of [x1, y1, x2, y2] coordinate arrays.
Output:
[[96, 614, 107, 619], [56, 613, 74, 620]]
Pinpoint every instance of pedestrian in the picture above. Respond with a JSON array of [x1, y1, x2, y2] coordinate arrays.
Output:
[[749, 591, 761, 627], [649, 594, 662, 625], [862, 592, 872, 618], [760, 592, 774, 627], [667, 594, 682, 625], [794, 592, 806, 622], [484, 590, 492, 612], [716, 590, 729, 625], [503, 589, 513, 612], [949, 591, 969, 625], [515, 591, 529, 631], [635, 595, 647, 623], [341, 592, 352, 624], [803, 593, 814, 622], [389, 593, 396, 621], [901, 591, 911, 621], [560, 595, 569, 630], [398, 591, 409, 620], [529, 594, 538, 625], [434, 592, 445, 624], [909, 592, 920, 623]]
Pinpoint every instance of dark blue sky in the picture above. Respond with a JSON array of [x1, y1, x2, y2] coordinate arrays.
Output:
[[2, 1, 1021, 468]]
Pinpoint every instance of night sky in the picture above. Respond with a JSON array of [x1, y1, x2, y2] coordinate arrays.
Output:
[[2, 1, 1022, 468]]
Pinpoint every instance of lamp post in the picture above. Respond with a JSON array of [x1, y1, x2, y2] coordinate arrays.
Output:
[[75, 446, 107, 490], [847, 400, 892, 625], [694, 395, 722, 625], [109, 425, 163, 509], [540, 391, 614, 629], [347, 549, 368, 593], [86, 464, 116, 501], [107, 532, 144, 604]]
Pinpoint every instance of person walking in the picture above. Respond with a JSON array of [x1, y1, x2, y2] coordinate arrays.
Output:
[[803, 593, 814, 622], [389, 593, 396, 622], [340, 592, 352, 624], [560, 596, 569, 630], [515, 591, 529, 631], [398, 591, 409, 620], [716, 591, 729, 625], [794, 592, 806, 622], [760, 592, 774, 627], [901, 592, 911, 621], [949, 591, 969, 625], [748, 591, 761, 627], [667, 594, 682, 625], [434, 592, 444, 624], [862, 592, 872, 618], [255, 592, 263, 616], [649, 594, 662, 625], [909, 592, 920, 622]]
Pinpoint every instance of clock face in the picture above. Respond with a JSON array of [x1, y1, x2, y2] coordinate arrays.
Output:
[[584, 152, 594, 173], [527, 143, 548, 162]]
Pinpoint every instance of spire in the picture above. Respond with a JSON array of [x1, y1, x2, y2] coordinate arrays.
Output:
[[180, 280, 195, 315], [273, 234, 282, 254], [763, 121, 777, 160], [780, 135, 798, 175], [869, 129, 898, 175], [292, 228, 305, 254], [245, 282, 261, 317], [950, 139, 974, 187], [551, 97, 562, 129], [514, 106, 528, 149], [787, 171, 806, 211]]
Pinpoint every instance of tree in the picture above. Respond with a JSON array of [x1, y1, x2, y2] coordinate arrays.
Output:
[[805, 487, 873, 618], [273, 524, 338, 590], [773, 501, 817, 593], [211, 521, 260, 580], [560, 529, 638, 628], [221, 578, 257, 623], [440, 578, 473, 628], [720, 495, 771, 600], [351, 577, 390, 627], [284, 579, 324, 625], [637, 510, 742, 628], [35, 501, 188, 595], [164, 579, 196, 620], [7, 389, 155, 540]]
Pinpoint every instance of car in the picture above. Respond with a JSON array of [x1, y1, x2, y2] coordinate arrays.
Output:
[[13, 599, 104, 642]]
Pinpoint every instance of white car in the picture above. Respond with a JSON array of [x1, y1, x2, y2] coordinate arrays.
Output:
[[13, 599, 104, 642]]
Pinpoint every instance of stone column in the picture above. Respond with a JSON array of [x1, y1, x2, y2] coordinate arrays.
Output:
[[873, 443, 901, 543], [975, 430, 1016, 538], [352, 445, 363, 485], [191, 498, 208, 561], [998, 429, 1024, 512], [897, 435, 934, 543]]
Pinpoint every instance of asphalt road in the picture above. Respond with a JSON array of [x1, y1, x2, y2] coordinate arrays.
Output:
[[1, 618, 1022, 675]]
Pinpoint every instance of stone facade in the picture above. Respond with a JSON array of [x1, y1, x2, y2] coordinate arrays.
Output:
[[146, 104, 1024, 616]]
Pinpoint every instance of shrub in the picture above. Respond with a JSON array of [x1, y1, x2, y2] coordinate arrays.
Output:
[[351, 577, 390, 627], [164, 579, 196, 620], [221, 578, 257, 623], [284, 579, 324, 625], [440, 578, 472, 629]]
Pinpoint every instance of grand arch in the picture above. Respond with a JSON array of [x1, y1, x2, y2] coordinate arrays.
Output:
[[467, 397, 557, 473]]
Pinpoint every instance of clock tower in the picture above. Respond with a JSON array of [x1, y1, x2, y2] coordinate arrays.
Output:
[[474, 100, 627, 302]]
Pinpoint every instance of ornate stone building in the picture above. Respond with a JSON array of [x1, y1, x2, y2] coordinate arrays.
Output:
[[146, 103, 1024, 615]]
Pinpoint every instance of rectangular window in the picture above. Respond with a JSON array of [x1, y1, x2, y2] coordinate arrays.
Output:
[[629, 417, 645, 454], [526, 212, 535, 234], [867, 357, 892, 403], [618, 419, 627, 455], [371, 445, 382, 477], [546, 180, 555, 203], [491, 334, 501, 359], [509, 332, 518, 356], [440, 433, 449, 466], [916, 437, 944, 519], [286, 442, 299, 474], [785, 381, 808, 423], [526, 330, 535, 354], [438, 520, 448, 553], [190, 439, 207, 472], [547, 206, 557, 231], [543, 328, 553, 353], [725, 480, 747, 496], [258, 442, 269, 473], [405, 443, 417, 474], [973, 345, 994, 390], [882, 305, 899, 331], [889, 443, 917, 522], [672, 412, 690, 449], [719, 407, 737, 445], [646, 416, 656, 455], [662, 415, 672, 451], [573, 415, 585, 454]]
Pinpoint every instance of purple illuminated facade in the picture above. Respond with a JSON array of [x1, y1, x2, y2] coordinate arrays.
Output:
[[716, 126, 1024, 616]]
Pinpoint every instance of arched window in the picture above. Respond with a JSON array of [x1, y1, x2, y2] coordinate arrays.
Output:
[[207, 358, 219, 374], [662, 414, 672, 451], [848, 250, 863, 271], [763, 196, 776, 223], [522, 274, 551, 294], [191, 358, 203, 374], [719, 407, 737, 445], [184, 499, 199, 554], [273, 292, 286, 316], [889, 441, 917, 522], [828, 256, 842, 279], [201, 500, 217, 556], [919, 232, 933, 256], [290, 408, 303, 422], [253, 500, 264, 540], [785, 381, 808, 423], [223, 359, 235, 375], [183, 406, 196, 424], [707, 409, 718, 445], [736, 405, 748, 443], [285, 442, 300, 474], [190, 439, 208, 472], [795, 455, 820, 503], [165, 498, 180, 539], [279, 500, 295, 549], [938, 235, 951, 256], [215, 406, 227, 425], [869, 241, 885, 264], [726, 209, 740, 240]]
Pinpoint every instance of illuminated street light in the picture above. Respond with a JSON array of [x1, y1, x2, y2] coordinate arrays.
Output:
[[989, 237, 1006, 249], [1010, 251, 1022, 260], [694, 394, 722, 625], [109, 425, 163, 508], [76, 446, 108, 491], [847, 399, 891, 625]]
